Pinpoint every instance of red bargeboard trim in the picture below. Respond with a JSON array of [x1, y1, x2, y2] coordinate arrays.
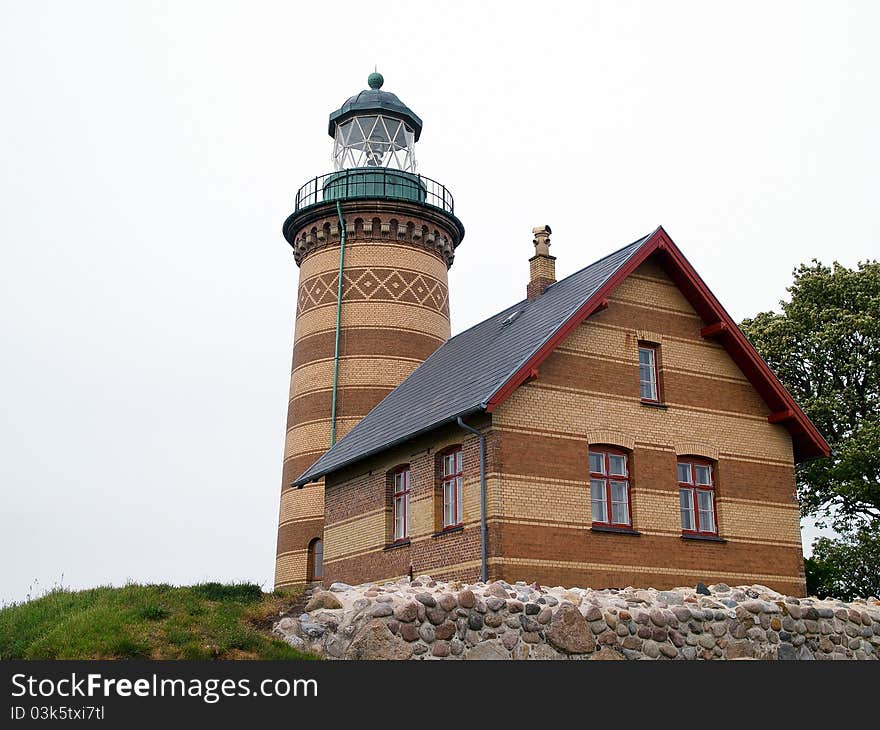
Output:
[[483, 226, 830, 462]]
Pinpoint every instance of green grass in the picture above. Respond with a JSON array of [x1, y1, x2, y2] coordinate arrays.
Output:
[[0, 582, 317, 660]]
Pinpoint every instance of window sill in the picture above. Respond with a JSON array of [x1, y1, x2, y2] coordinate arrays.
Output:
[[432, 525, 464, 538], [591, 525, 641, 536], [383, 539, 411, 551], [681, 533, 726, 543], [640, 400, 668, 410]]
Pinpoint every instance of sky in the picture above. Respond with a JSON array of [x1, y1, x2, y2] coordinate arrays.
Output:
[[1, 1, 878, 605]]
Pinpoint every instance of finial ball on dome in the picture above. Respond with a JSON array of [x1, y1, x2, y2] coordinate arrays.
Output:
[[367, 71, 384, 89]]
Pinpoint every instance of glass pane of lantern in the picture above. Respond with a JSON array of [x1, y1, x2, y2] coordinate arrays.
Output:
[[333, 114, 417, 172], [370, 117, 390, 143], [363, 121, 388, 165], [336, 120, 349, 145], [347, 118, 364, 145], [380, 116, 396, 142], [390, 120, 407, 148], [356, 116, 376, 143]]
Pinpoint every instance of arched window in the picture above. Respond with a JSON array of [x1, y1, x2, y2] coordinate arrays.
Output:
[[307, 538, 323, 581], [677, 457, 718, 536], [588, 446, 632, 527]]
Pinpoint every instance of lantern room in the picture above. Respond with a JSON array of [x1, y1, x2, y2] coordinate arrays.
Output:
[[282, 71, 464, 251], [328, 72, 422, 172]]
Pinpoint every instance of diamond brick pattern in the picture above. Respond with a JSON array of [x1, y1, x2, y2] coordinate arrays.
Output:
[[297, 267, 449, 317]]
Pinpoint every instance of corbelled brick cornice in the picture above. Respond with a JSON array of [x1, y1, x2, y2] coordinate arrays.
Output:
[[286, 200, 463, 268]]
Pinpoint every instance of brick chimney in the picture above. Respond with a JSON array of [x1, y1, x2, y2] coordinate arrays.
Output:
[[527, 225, 556, 300]]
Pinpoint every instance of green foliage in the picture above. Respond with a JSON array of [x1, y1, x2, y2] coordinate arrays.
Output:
[[138, 604, 170, 621], [740, 259, 880, 531], [805, 525, 880, 600], [191, 582, 263, 603], [109, 637, 152, 659], [0, 583, 316, 660]]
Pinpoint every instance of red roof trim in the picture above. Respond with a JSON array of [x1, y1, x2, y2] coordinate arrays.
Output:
[[484, 226, 830, 462], [700, 321, 728, 338], [768, 409, 796, 424]]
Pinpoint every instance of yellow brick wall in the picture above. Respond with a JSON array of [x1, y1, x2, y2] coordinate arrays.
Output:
[[310, 256, 807, 593], [289, 356, 422, 399], [300, 241, 448, 283], [490, 259, 804, 590], [293, 302, 451, 343], [322, 428, 489, 564], [496, 386, 792, 463], [278, 483, 325, 525], [275, 211, 456, 589]]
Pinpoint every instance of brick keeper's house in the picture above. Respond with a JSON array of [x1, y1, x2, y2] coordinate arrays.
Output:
[[275, 74, 829, 595]]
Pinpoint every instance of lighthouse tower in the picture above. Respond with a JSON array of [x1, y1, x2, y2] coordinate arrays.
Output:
[[274, 73, 465, 589]]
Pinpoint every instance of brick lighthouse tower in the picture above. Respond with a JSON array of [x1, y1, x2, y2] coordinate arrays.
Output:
[[274, 73, 466, 589]]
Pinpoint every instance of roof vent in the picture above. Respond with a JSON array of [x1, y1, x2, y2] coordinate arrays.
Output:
[[502, 310, 521, 327]]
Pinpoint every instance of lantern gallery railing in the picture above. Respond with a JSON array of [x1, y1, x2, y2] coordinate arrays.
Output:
[[293, 168, 455, 216]]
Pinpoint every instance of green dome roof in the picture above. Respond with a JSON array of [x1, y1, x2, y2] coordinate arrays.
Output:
[[328, 74, 423, 141]]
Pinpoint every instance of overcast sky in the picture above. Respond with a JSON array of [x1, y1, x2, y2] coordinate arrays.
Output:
[[1, 1, 877, 605]]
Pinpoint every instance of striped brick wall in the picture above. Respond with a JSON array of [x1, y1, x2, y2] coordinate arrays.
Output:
[[274, 202, 462, 590], [320, 422, 498, 586], [491, 256, 805, 594], [318, 253, 807, 595]]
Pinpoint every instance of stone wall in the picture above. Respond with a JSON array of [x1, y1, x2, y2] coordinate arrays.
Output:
[[273, 576, 880, 660]]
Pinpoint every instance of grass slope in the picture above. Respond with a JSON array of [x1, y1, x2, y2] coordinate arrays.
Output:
[[0, 583, 316, 660]]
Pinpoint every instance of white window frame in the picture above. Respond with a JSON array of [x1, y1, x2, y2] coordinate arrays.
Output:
[[639, 344, 660, 402], [441, 448, 463, 529], [392, 468, 410, 542]]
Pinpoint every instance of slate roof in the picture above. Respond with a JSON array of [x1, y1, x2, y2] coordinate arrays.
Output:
[[293, 230, 656, 486]]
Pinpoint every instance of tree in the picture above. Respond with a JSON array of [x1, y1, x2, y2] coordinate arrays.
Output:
[[740, 260, 880, 532], [804, 525, 880, 600], [742, 260, 880, 598]]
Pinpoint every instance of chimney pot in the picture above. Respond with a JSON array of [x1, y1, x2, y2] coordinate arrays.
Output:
[[527, 225, 556, 300]]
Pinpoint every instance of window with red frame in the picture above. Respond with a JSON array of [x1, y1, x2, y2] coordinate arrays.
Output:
[[391, 467, 410, 542], [638, 343, 660, 402], [441, 447, 463, 529], [678, 458, 718, 535], [589, 447, 631, 527]]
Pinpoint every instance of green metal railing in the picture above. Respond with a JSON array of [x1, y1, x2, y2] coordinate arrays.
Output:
[[292, 168, 455, 216]]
